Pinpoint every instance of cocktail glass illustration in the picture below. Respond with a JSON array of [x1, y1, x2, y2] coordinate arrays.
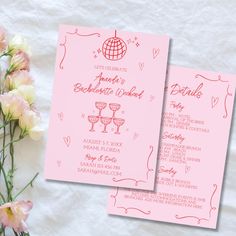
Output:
[[88, 115, 99, 132], [100, 116, 112, 133], [113, 118, 125, 134], [95, 102, 107, 117], [109, 103, 121, 118]]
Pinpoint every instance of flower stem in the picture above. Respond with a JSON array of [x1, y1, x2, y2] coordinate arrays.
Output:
[[0, 136, 23, 154], [0, 161, 10, 200], [0, 52, 10, 59], [0, 120, 10, 172], [0, 115, 7, 176], [12, 229, 19, 236], [9, 121, 15, 200], [10, 121, 14, 173], [0, 114, 11, 201], [0, 123, 8, 129], [0, 225, 6, 236], [0, 192, 6, 203], [14, 173, 39, 200]]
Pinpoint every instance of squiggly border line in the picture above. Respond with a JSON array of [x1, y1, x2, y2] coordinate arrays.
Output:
[[112, 145, 154, 186], [175, 215, 208, 224], [59, 28, 101, 69], [66, 28, 101, 37], [117, 207, 151, 215], [195, 74, 232, 119], [59, 36, 67, 69], [110, 188, 151, 215], [112, 178, 145, 186], [195, 74, 228, 83], [209, 184, 217, 217], [175, 184, 217, 225], [223, 85, 232, 119], [110, 187, 119, 207], [146, 145, 154, 179]]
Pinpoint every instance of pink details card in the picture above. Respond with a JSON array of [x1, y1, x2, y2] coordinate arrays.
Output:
[[108, 65, 236, 228], [44, 25, 169, 190]]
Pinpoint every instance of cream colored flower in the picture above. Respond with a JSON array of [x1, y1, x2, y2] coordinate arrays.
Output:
[[10, 85, 35, 105], [0, 200, 33, 233], [6, 70, 33, 90], [28, 125, 44, 140], [0, 93, 29, 121], [19, 109, 43, 140], [7, 35, 31, 56]]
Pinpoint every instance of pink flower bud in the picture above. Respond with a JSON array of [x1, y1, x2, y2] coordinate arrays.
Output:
[[0, 92, 29, 121], [6, 70, 33, 90], [10, 51, 30, 72], [0, 26, 6, 52]]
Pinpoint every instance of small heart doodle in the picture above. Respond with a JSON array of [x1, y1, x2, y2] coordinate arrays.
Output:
[[149, 95, 155, 102], [185, 165, 191, 174], [139, 62, 144, 71], [63, 136, 71, 147], [211, 96, 219, 108], [153, 48, 160, 59], [58, 112, 64, 121], [133, 132, 139, 140]]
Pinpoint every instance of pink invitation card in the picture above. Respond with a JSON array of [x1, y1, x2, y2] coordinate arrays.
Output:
[[108, 65, 236, 228], [44, 25, 169, 190]]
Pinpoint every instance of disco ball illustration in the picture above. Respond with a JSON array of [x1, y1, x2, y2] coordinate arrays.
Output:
[[102, 30, 127, 61]]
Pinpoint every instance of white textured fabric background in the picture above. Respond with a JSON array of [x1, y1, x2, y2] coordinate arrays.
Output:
[[0, 1, 236, 235]]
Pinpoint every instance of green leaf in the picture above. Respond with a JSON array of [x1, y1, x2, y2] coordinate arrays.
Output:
[[22, 232, 30, 236]]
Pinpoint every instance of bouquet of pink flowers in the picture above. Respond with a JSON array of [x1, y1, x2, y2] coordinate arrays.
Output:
[[0, 27, 42, 236]]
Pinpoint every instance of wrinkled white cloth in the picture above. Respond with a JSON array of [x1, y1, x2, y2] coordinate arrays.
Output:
[[0, 1, 236, 235]]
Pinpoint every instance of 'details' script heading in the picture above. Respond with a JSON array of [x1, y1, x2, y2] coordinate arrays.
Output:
[[169, 82, 204, 99]]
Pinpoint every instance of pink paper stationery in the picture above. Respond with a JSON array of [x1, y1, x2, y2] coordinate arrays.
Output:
[[108, 65, 236, 228], [44, 25, 169, 190]]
